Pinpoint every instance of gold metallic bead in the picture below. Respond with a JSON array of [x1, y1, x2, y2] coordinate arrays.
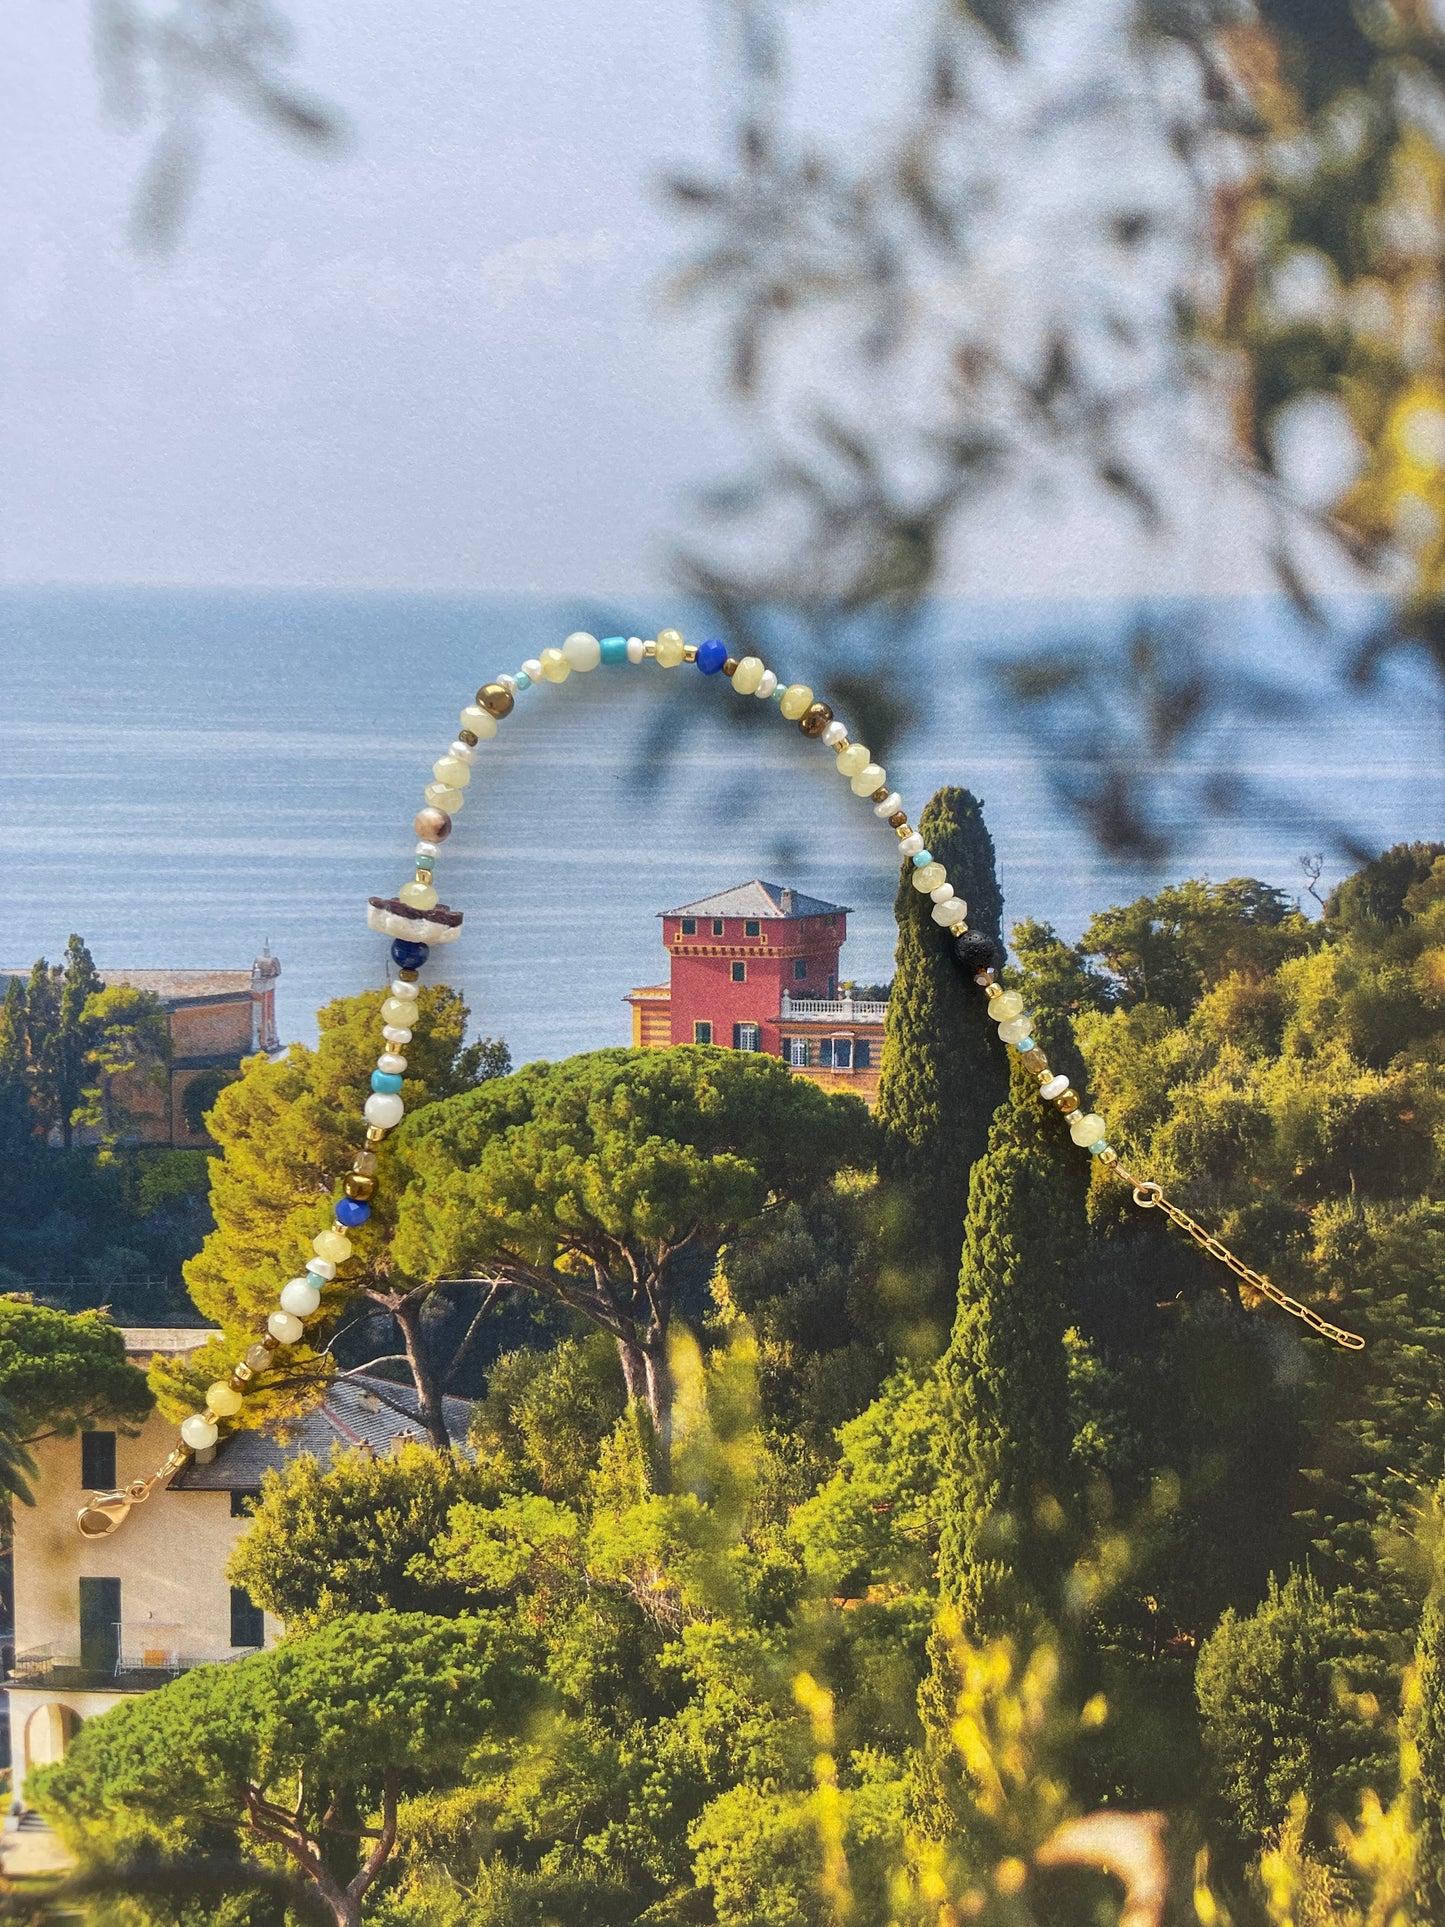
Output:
[[477, 682, 515, 719], [353, 1150, 379, 1177], [723, 657, 739, 676], [261, 1333, 281, 1352], [683, 643, 698, 662], [1098, 1147, 1119, 1166], [345, 1174, 375, 1201], [398, 968, 420, 982], [1055, 1091, 1080, 1114], [893, 823, 914, 839], [414, 869, 432, 885], [457, 729, 479, 747], [231, 1362, 254, 1385], [643, 639, 657, 657], [986, 980, 1004, 999], [888, 811, 908, 828], [799, 702, 833, 737], [365, 1126, 387, 1144], [871, 787, 890, 803]]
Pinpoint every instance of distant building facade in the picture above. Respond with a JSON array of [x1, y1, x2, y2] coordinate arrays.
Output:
[[5, 1325, 467, 1795], [0, 951, 283, 1149], [625, 881, 887, 1102]]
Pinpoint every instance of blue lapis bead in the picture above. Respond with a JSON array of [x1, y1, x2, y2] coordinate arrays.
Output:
[[335, 1196, 371, 1228], [600, 635, 629, 665], [1014, 1036, 1036, 1054], [371, 1070, 404, 1096], [696, 638, 728, 674], [390, 939, 429, 970], [911, 850, 933, 868]]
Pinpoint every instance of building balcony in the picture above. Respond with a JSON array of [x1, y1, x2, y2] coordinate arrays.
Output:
[[8, 1630, 258, 1694], [778, 993, 888, 1021]]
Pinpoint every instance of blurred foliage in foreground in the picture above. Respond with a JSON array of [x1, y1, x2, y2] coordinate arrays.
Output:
[[18, 811, 1445, 1924]]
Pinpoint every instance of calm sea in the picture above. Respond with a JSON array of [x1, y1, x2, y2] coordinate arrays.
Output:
[[1, 588, 1440, 1063]]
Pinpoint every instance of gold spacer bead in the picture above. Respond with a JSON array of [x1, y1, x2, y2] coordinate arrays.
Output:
[[722, 657, 739, 677], [871, 786, 890, 804], [457, 729, 479, 747], [398, 967, 420, 982], [888, 811, 908, 829], [345, 1174, 375, 1201], [365, 1125, 387, 1145], [261, 1333, 281, 1352], [414, 869, 432, 885], [231, 1362, 254, 1386], [643, 640, 657, 657], [477, 681, 515, 719], [683, 643, 698, 662], [986, 980, 1004, 999], [1055, 1091, 1080, 1114], [1098, 1147, 1119, 1167]]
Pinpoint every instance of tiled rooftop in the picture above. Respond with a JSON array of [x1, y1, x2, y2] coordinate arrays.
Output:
[[661, 880, 848, 921]]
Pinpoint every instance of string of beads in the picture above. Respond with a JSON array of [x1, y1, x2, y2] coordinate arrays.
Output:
[[80, 623, 1361, 1535]]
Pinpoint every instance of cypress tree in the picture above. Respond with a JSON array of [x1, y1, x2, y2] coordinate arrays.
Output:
[[0, 978, 33, 1158], [1408, 1522, 1445, 1911], [23, 959, 61, 1143], [53, 935, 102, 1150], [935, 1053, 1087, 1639], [874, 788, 1009, 1346]]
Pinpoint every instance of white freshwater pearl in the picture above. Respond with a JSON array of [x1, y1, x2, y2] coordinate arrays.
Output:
[[873, 792, 902, 818], [305, 1257, 336, 1281], [497, 674, 519, 697], [448, 740, 475, 764], [268, 1310, 304, 1346], [280, 1277, 322, 1318], [930, 883, 954, 904], [459, 706, 498, 740], [377, 1052, 407, 1075], [415, 841, 440, 860], [521, 658, 544, 683], [933, 899, 968, 927], [851, 764, 886, 797], [821, 719, 848, 748], [365, 1092, 405, 1130], [181, 1413, 219, 1450], [382, 1025, 413, 1045], [562, 631, 602, 671], [755, 671, 778, 699], [912, 863, 946, 893], [390, 980, 420, 1001], [991, 990, 1025, 1022], [1040, 1075, 1070, 1101], [997, 1015, 1032, 1044], [898, 832, 924, 857], [626, 637, 646, 664], [1070, 1112, 1107, 1147]]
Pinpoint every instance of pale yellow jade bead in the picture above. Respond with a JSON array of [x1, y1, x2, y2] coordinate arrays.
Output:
[[562, 631, 601, 670], [459, 706, 498, 740], [911, 862, 946, 893], [433, 756, 471, 788], [655, 628, 686, 667], [779, 684, 814, 720], [380, 997, 416, 1027], [835, 744, 871, 778], [313, 1228, 352, 1264], [850, 764, 886, 796], [732, 656, 765, 694], [991, 990, 1025, 1022], [206, 1381, 244, 1418], [425, 783, 464, 813], [399, 881, 438, 911], [1069, 1112, 1107, 1147], [539, 647, 571, 683]]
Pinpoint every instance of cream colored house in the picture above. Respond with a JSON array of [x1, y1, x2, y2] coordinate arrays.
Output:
[[6, 1327, 468, 1796]]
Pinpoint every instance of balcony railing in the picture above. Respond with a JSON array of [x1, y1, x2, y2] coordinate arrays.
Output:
[[778, 993, 888, 1021], [9, 1632, 258, 1693]]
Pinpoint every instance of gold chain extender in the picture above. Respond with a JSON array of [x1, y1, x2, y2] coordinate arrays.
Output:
[[1116, 1167, 1364, 1351]]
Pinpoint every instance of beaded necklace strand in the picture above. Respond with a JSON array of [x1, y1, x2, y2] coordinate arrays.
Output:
[[76, 626, 1363, 1538]]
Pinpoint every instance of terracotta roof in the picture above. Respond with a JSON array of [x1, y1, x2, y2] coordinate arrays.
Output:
[[661, 881, 848, 921], [169, 1376, 473, 1490], [100, 970, 256, 1001]]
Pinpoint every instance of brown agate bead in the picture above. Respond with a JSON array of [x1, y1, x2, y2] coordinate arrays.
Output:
[[414, 806, 452, 842]]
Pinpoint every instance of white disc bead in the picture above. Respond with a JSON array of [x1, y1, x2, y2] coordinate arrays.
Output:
[[755, 671, 778, 699], [389, 980, 420, 1001], [1040, 1075, 1070, 1101], [382, 1026, 413, 1045], [626, 637, 646, 664], [898, 833, 924, 857], [873, 792, 902, 818]]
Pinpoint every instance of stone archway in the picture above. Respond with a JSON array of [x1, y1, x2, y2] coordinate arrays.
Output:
[[24, 1701, 81, 1774]]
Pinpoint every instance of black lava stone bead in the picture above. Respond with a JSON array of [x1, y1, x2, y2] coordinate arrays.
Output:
[[953, 931, 998, 974]]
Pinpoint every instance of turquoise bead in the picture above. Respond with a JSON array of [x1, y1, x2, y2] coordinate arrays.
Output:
[[600, 635, 629, 664], [912, 850, 933, 868], [371, 1070, 404, 1095], [514, 672, 532, 689], [1014, 1036, 1035, 1053], [415, 856, 435, 873], [1089, 1140, 1111, 1156]]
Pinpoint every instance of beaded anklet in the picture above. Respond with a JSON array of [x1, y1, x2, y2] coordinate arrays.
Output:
[[76, 627, 1363, 1537]]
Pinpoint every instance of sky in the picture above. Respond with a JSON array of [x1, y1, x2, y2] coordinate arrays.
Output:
[[0, 0, 1308, 599]]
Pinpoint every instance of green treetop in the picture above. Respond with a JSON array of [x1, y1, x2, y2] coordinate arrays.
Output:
[[0, 977, 33, 1160], [51, 934, 104, 1150], [32, 1609, 537, 1927], [73, 981, 171, 1146], [164, 985, 508, 1447], [1081, 877, 1318, 1021], [0, 1298, 153, 1443], [874, 787, 1009, 1352], [393, 1047, 873, 1454]]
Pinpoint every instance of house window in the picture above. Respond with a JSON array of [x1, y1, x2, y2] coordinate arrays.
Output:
[[786, 1037, 809, 1067], [694, 1020, 713, 1044], [833, 1037, 853, 1070], [794, 960, 808, 981], [855, 1039, 872, 1070], [731, 960, 747, 983], [819, 1038, 834, 1068], [733, 1023, 760, 1051], [712, 919, 725, 936], [231, 1585, 266, 1650], [81, 1432, 116, 1490], [79, 1576, 120, 1676], [681, 918, 696, 936], [745, 919, 760, 937]]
